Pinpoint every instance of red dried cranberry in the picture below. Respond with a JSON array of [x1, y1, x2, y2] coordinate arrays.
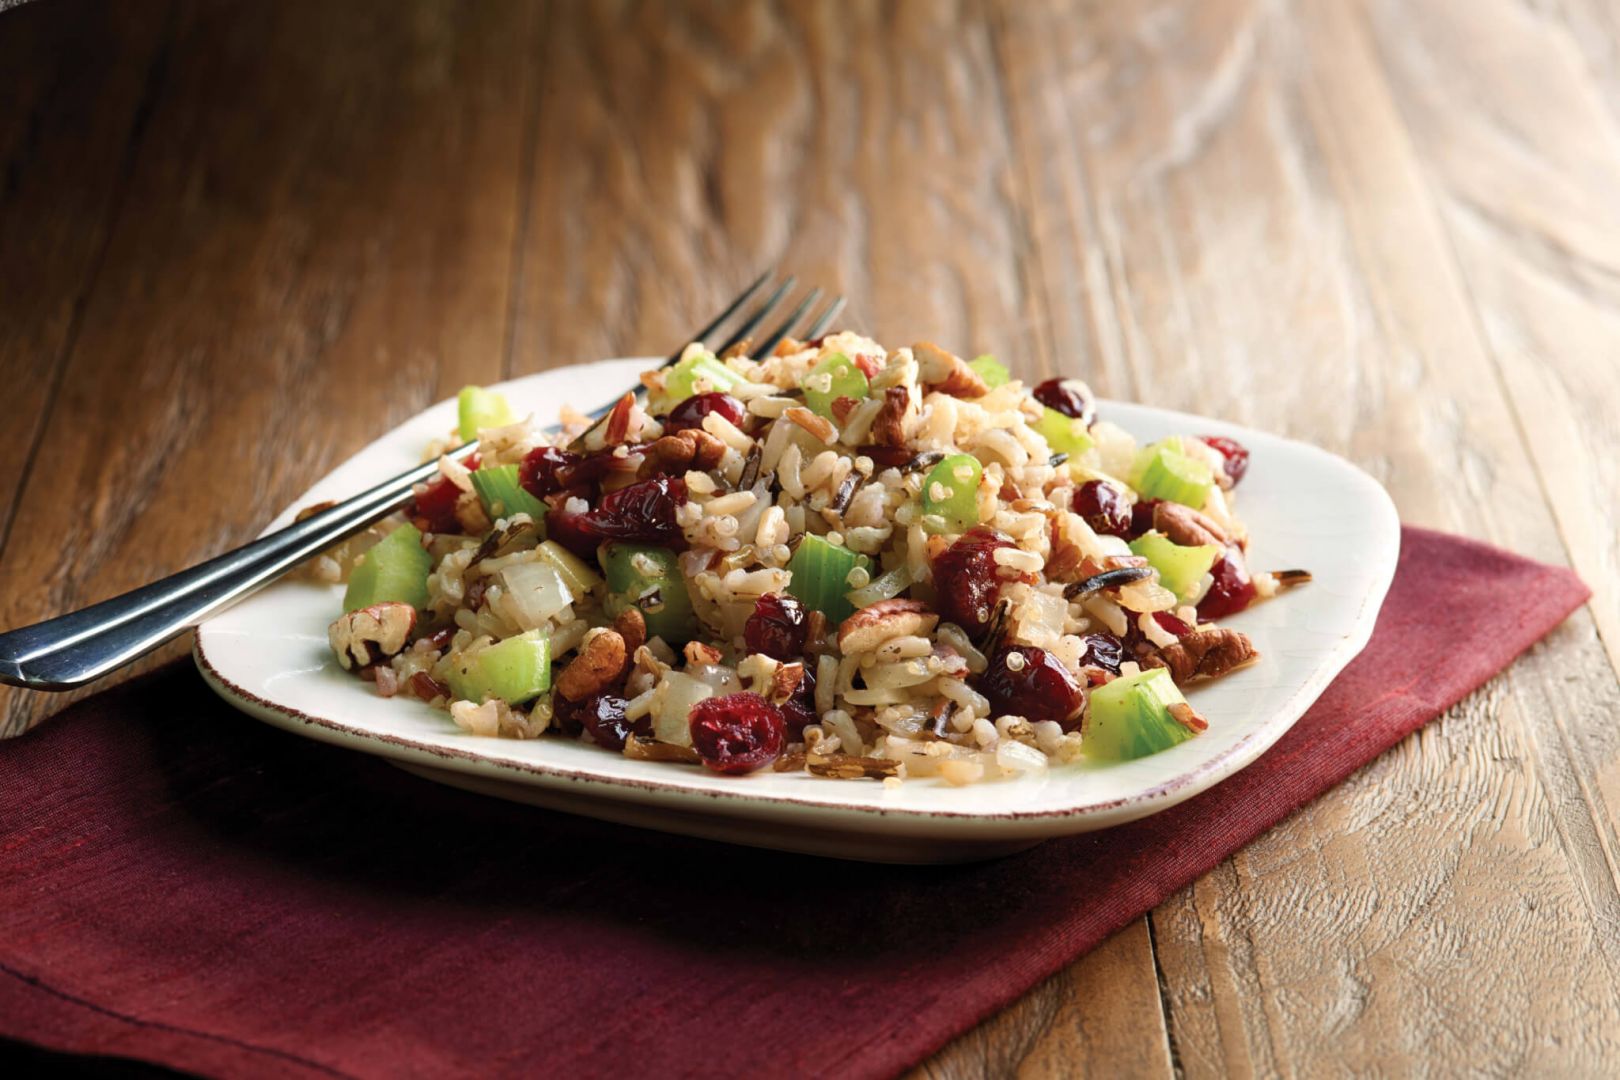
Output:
[[780, 665, 818, 737], [931, 527, 1016, 635], [977, 646, 1085, 731], [543, 504, 603, 560], [664, 392, 746, 434], [1074, 480, 1131, 538], [1196, 547, 1256, 619], [519, 446, 580, 500], [409, 474, 464, 534], [1033, 378, 1095, 422], [547, 476, 689, 559], [744, 593, 808, 661], [1128, 497, 1160, 540], [576, 694, 647, 751], [1201, 435, 1250, 486], [688, 693, 785, 774], [1152, 611, 1193, 637], [1078, 633, 1124, 675]]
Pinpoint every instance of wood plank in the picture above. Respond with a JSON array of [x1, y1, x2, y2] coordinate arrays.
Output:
[[988, 0, 1620, 1073], [0, 0, 541, 736], [0, 0, 172, 547]]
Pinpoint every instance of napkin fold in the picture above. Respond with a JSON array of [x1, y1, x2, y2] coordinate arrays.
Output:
[[0, 527, 1591, 1079]]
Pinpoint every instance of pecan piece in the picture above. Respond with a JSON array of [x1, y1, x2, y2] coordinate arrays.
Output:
[[806, 752, 901, 780], [770, 661, 806, 704], [684, 640, 724, 667], [913, 341, 989, 399], [1152, 501, 1230, 548], [640, 428, 727, 477], [613, 606, 647, 657], [720, 338, 752, 361], [1145, 628, 1258, 683], [624, 735, 702, 764], [867, 386, 911, 447], [555, 629, 627, 701], [837, 598, 939, 655], [329, 603, 417, 671]]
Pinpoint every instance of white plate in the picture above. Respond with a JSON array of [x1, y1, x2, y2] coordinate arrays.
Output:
[[195, 358, 1400, 863]]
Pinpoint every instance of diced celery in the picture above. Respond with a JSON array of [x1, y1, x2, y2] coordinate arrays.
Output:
[[342, 524, 432, 612], [969, 354, 1010, 389], [1034, 406, 1094, 457], [1128, 531, 1219, 602], [1084, 668, 1198, 760], [534, 539, 602, 598], [602, 543, 698, 645], [786, 533, 872, 626], [1131, 437, 1212, 508], [663, 351, 744, 403], [447, 630, 551, 705], [457, 385, 515, 442], [801, 352, 869, 418], [469, 464, 548, 524], [920, 453, 984, 534]]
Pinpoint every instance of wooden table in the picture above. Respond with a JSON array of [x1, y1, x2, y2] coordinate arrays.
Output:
[[4, 0, 1618, 1073]]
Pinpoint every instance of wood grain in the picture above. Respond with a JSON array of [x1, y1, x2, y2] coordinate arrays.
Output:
[[2, 0, 1617, 1075]]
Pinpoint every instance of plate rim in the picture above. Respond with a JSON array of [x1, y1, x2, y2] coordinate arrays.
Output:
[[194, 358, 1400, 832]]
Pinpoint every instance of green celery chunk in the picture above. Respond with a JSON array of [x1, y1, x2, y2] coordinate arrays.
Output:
[[457, 385, 515, 442], [920, 453, 984, 534], [969, 354, 1010, 389], [343, 524, 432, 612], [786, 533, 872, 626], [663, 351, 744, 403], [534, 539, 602, 598], [469, 464, 548, 524], [1131, 437, 1212, 508], [1128, 531, 1219, 602], [602, 543, 698, 645], [801, 352, 869, 418], [1084, 668, 1199, 760], [447, 630, 551, 705], [1034, 406, 1095, 457]]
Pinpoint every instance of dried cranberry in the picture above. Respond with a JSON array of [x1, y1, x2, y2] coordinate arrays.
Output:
[[519, 446, 580, 500], [409, 474, 464, 534], [1128, 497, 1160, 540], [931, 527, 1016, 635], [745, 593, 808, 661], [1197, 547, 1256, 619], [1074, 480, 1131, 538], [688, 693, 785, 774], [780, 665, 818, 737], [977, 646, 1085, 731], [1078, 633, 1124, 675], [1033, 378, 1094, 422], [664, 392, 746, 434], [547, 475, 689, 559], [575, 694, 646, 751], [1201, 435, 1250, 486], [1152, 611, 1193, 637], [543, 504, 603, 560]]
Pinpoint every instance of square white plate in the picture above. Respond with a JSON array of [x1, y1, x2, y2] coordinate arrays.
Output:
[[196, 358, 1400, 863]]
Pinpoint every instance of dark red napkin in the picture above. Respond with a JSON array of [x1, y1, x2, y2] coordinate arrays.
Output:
[[0, 527, 1590, 1079]]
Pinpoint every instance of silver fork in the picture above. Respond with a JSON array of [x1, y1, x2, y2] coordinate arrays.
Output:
[[0, 273, 845, 691]]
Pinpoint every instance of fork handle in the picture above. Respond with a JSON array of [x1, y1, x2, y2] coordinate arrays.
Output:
[[0, 454, 454, 691]]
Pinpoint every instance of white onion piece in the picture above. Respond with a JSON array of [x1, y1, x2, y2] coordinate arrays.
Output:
[[652, 672, 713, 745], [497, 562, 574, 630]]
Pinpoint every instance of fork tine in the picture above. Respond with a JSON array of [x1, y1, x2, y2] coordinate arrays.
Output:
[[665, 269, 772, 367], [751, 287, 822, 359], [801, 294, 846, 341], [715, 276, 795, 356]]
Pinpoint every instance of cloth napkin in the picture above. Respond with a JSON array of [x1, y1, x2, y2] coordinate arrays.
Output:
[[0, 527, 1590, 1080]]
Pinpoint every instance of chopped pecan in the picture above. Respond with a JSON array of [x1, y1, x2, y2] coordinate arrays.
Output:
[[555, 629, 627, 701], [1146, 628, 1258, 683], [806, 752, 901, 780], [624, 735, 701, 764], [1152, 501, 1230, 548], [684, 640, 724, 667], [1168, 702, 1209, 733], [830, 395, 860, 423], [604, 392, 637, 445], [613, 606, 647, 657], [804, 610, 829, 656], [773, 749, 809, 773], [640, 428, 727, 477], [1044, 511, 1090, 582], [328, 603, 417, 671], [866, 386, 911, 447], [913, 341, 988, 398], [720, 338, 751, 361], [772, 337, 802, 357], [837, 598, 939, 655], [770, 661, 806, 704]]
